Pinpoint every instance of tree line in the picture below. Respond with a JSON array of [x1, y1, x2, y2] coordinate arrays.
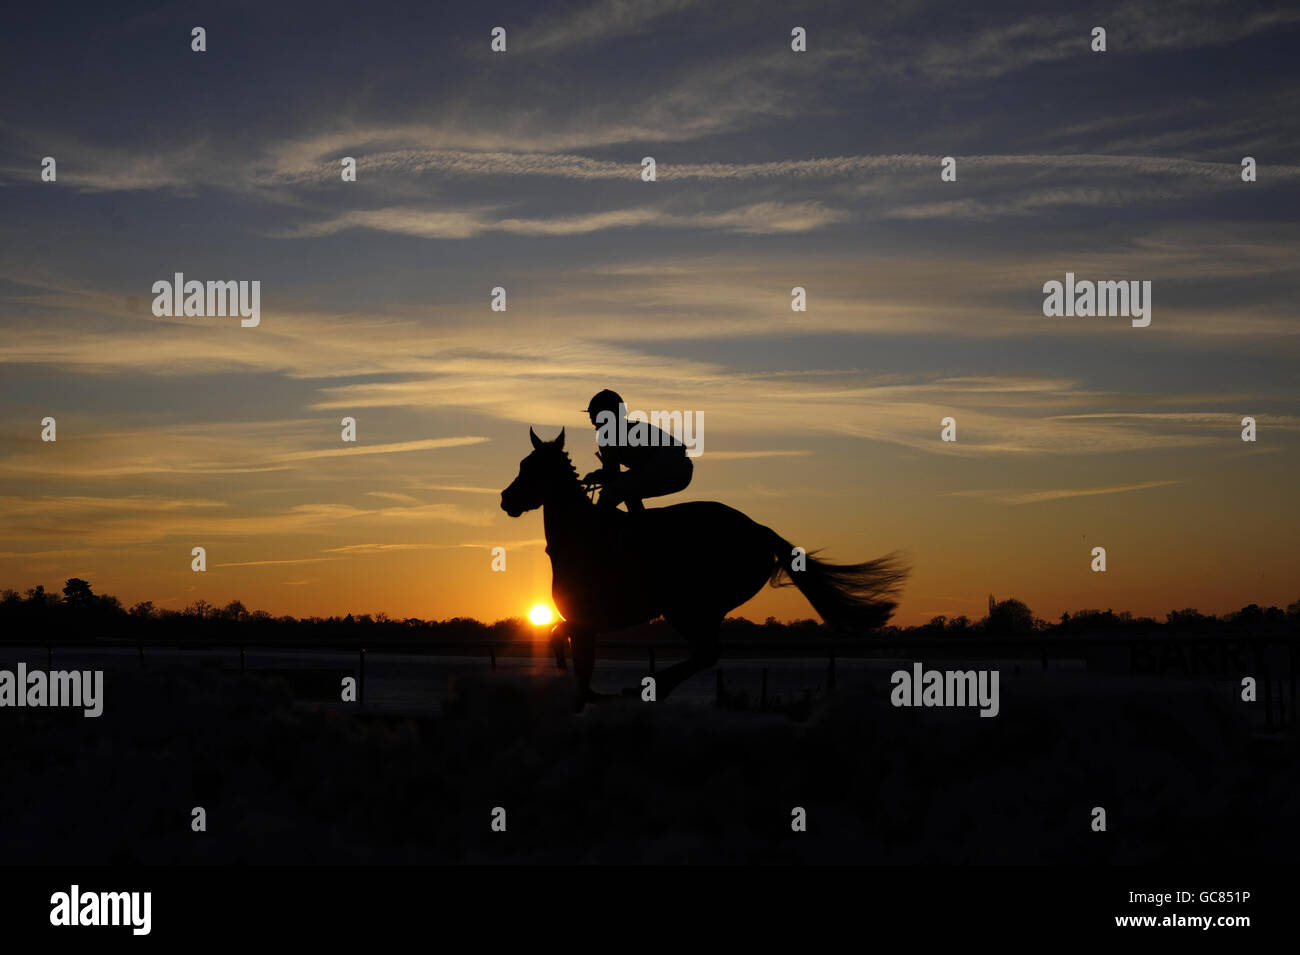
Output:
[[1, 580, 1297, 646]]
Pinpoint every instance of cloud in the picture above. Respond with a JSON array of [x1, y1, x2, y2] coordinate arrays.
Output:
[[408, 484, 501, 495], [0, 495, 227, 513], [704, 450, 813, 460], [273, 201, 846, 239], [0, 493, 497, 549], [0, 548, 94, 560], [212, 557, 345, 567], [276, 437, 489, 461], [1050, 413, 1300, 431], [321, 543, 434, 554], [321, 538, 546, 553], [365, 492, 423, 505], [525, 0, 699, 52], [0, 415, 492, 484], [944, 480, 1180, 505], [906, 3, 1300, 83], [262, 148, 1300, 186]]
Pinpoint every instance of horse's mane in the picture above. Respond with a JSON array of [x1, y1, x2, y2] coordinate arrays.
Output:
[[557, 450, 581, 483]]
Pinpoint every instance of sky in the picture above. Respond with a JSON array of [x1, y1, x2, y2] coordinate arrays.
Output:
[[1, 0, 1297, 626]]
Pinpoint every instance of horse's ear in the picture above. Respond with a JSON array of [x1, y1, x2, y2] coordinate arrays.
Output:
[[556, 428, 565, 450], [529, 427, 542, 450]]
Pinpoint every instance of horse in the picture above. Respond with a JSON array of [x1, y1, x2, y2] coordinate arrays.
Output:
[[500, 427, 909, 711]]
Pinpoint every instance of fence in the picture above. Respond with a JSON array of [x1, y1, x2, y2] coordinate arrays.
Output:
[[21, 631, 1297, 727]]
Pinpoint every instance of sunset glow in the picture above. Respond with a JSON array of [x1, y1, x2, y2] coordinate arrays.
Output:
[[0, 2, 1296, 630]]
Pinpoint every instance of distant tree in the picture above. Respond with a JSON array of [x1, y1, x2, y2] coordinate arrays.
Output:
[[219, 600, 248, 622], [62, 577, 95, 608], [1068, 609, 1119, 630], [129, 601, 156, 619], [789, 618, 820, 638], [1287, 599, 1300, 620], [986, 597, 1034, 635], [1232, 604, 1264, 626], [185, 599, 212, 619]]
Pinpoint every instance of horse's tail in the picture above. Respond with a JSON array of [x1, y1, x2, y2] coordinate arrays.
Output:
[[765, 529, 910, 631]]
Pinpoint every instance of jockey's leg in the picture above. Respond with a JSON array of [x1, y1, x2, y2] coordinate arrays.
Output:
[[613, 456, 692, 509]]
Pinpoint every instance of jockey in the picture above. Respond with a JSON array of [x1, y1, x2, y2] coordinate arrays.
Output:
[[582, 389, 693, 513]]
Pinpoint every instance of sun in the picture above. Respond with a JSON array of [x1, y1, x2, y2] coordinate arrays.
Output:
[[528, 604, 555, 626]]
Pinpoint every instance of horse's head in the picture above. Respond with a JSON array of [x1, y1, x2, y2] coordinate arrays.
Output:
[[501, 427, 569, 517]]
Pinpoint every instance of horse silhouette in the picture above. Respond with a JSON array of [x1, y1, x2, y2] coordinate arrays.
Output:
[[501, 428, 909, 711]]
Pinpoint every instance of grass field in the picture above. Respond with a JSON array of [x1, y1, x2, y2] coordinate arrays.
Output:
[[3, 656, 1295, 864]]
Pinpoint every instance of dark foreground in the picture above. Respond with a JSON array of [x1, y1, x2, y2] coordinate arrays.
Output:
[[3, 658, 1295, 864]]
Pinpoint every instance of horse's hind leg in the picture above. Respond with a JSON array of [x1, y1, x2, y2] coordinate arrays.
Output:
[[567, 626, 618, 711], [651, 614, 721, 700], [567, 625, 597, 711]]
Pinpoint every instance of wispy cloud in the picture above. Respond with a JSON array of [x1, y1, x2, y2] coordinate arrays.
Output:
[[408, 484, 501, 495], [276, 437, 489, 461], [944, 480, 1180, 505], [704, 450, 813, 460], [260, 148, 1300, 186], [273, 201, 846, 239], [525, 0, 699, 52], [1050, 413, 1300, 430], [212, 557, 345, 567], [907, 2, 1300, 82]]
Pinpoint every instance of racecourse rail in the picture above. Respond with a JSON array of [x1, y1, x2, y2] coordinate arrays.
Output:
[[16, 630, 1297, 728]]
